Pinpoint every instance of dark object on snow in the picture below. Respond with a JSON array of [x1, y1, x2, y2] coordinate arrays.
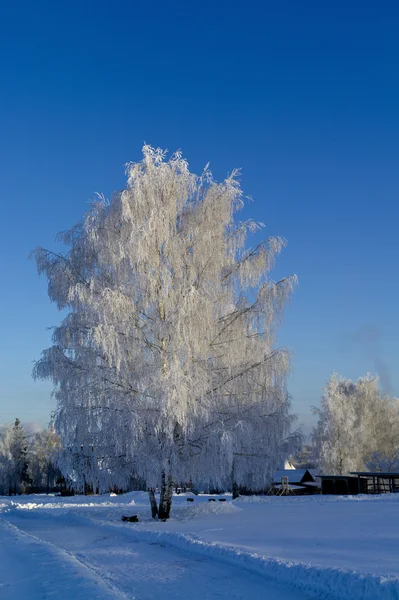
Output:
[[208, 498, 216, 502], [186, 498, 194, 502], [121, 515, 139, 522], [218, 498, 226, 502]]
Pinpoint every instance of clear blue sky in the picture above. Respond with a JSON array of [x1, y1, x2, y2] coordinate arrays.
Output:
[[0, 1, 398, 432]]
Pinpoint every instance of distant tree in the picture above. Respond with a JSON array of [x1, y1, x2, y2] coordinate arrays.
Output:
[[313, 373, 399, 474], [366, 451, 399, 472], [290, 444, 317, 470], [11, 418, 32, 494], [0, 424, 13, 495], [0, 419, 31, 495], [29, 417, 62, 493], [33, 146, 297, 517]]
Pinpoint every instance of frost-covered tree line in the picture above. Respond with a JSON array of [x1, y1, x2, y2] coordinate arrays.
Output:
[[32, 146, 299, 517], [0, 418, 61, 495], [311, 373, 399, 474]]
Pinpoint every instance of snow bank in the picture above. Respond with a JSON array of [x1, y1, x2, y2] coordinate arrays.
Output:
[[4, 500, 136, 510], [233, 492, 399, 504], [117, 527, 399, 600], [165, 499, 240, 521], [0, 492, 138, 512]]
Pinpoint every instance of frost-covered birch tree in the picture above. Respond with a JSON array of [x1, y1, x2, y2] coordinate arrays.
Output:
[[0, 424, 13, 495], [33, 146, 297, 517], [29, 418, 62, 493], [313, 373, 399, 474]]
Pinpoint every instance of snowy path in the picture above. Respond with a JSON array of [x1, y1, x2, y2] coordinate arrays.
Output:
[[1, 510, 313, 600], [0, 518, 122, 599]]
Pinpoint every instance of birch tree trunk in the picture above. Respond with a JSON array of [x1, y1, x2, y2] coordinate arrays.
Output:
[[148, 488, 158, 519], [231, 460, 239, 499], [232, 481, 240, 500], [165, 473, 174, 517], [158, 471, 173, 520]]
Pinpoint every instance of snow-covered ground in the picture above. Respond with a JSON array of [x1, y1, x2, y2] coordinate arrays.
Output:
[[1, 492, 398, 599]]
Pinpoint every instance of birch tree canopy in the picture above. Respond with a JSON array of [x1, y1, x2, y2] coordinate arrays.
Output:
[[313, 373, 399, 475], [33, 146, 297, 510]]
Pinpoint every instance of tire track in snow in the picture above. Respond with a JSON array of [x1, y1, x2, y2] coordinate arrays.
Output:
[[0, 518, 132, 600]]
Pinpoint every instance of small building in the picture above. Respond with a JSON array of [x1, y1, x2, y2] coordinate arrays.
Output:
[[318, 475, 365, 495], [350, 472, 399, 494], [271, 469, 319, 495], [283, 460, 296, 470], [319, 472, 399, 495]]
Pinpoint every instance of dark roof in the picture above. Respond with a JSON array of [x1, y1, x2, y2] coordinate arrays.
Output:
[[350, 472, 399, 477], [318, 475, 358, 480], [273, 469, 316, 484]]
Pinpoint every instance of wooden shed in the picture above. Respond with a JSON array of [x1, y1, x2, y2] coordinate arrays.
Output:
[[271, 469, 319, 495], [350, 472, 399, 494], [319, 475, 366, 495], [273, 469, 316, 485]]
